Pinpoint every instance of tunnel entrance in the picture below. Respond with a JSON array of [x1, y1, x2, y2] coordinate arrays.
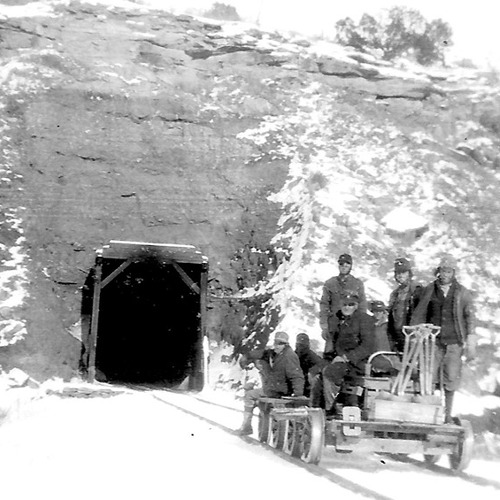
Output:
[[87, 241, 208, 390]]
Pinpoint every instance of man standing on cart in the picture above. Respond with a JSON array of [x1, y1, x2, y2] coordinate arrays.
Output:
[[313, 292, 375, 414], [236, 331, 304, 435], [319, 253, 367, 356], [410, 255, 477, 423], [387, 257, 422, 352]]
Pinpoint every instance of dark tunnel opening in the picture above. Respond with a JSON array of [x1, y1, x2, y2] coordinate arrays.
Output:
[[93, 255, 203, 387]]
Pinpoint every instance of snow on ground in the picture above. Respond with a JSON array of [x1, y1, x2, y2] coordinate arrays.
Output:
[[0, 389, 370, 500], [0, 1, 57, 19], [0, 383, 500, 500]]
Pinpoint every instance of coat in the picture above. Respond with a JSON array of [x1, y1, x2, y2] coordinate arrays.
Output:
[[388, 281, 422, 330], [296, 346, 327, 377], [296, 346, 328, 395], [373, 317, 392, 352], [410, 278, 476, 345], [387, 280, 422, 350], [319, 274, 367, 342], [248, 345, 305, 397], [328, 309, 375, 366]]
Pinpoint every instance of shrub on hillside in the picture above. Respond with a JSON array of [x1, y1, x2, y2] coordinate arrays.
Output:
[[203, 3, 241, 21], [335, 7, 453, 65], [479, 108, 500, 136]]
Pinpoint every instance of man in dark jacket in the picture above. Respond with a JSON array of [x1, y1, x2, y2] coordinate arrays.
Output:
[[313, 292, 375, 412], [410, 255, 476, 423], [387, 257, 422, 352], [370, 300, 400, 374], [295, 333, 327, 397], [320, 253, 367, 356], [236, 331, 304, 435]]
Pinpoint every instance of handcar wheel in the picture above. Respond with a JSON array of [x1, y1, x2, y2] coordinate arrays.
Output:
[[300, 409, 325, 465], [267, 413, 285, 449], [283, 419, 301, 457], [258, 408, 269, 443], [449, 418, 474, 472]]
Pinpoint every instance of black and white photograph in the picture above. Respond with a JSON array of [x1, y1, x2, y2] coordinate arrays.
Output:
[[0, 1, 499, 498]]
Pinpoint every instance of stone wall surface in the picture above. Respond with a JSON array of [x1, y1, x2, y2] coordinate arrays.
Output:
[[0, 3, 296, 378]]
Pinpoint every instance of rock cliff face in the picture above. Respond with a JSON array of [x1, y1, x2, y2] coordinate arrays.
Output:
[[0, 2, 299, 378], [1, 1, 499, 380]]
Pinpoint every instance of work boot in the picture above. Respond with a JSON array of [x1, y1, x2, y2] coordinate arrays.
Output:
[[236, 411, 253, 436], [325, 402, 343, 418], [444, 390, 455, 424]]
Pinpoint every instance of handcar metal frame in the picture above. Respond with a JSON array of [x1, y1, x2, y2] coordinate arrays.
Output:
[[255, 325, 474, 471]]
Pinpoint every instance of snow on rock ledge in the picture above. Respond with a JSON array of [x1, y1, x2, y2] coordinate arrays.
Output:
[[382, 207, 428, 234]]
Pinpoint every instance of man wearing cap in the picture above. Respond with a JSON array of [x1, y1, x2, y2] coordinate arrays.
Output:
[[387, 257, 422, 352], [236, 331, 305, 435], [370, 300, 400, 374], [320, 253, 367, 356], [295, 333, 327, 397], [410, 254, 476, 423], [371, 300, 392, 352], [313, 292, 375, 413]]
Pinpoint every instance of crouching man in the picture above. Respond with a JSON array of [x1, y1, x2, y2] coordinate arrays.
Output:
[[236, 331, 304, 436], [312, 292, 375, 413], [295, 333, 328, 397]]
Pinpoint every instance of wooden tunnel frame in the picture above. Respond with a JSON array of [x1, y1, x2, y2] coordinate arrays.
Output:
[[87, 240, 209, 390]]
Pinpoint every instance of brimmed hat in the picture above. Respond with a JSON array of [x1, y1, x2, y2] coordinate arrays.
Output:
[[437, 254, 457, 270], [274, 331, 289, 344], [341, 291, 360, 304], [370, 300, 386, 312], [338, 253, 353, 265], [394, 257, 411, 274]]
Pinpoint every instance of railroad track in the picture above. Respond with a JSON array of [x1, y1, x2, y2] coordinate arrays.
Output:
[[125, 386, 500, 500]]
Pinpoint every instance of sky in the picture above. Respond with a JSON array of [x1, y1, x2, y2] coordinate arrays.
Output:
[[156, 0, 500, 68]]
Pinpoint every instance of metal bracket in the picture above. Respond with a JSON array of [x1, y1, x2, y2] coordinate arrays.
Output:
[[342, 406, 362, 436]]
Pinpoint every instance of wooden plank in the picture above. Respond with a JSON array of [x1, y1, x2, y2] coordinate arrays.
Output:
[[361, 377, 392, 391], [336, 438, 425, 454], [102, 247, 206, 264], [101, 240, 208, 264], [109, 240, 197, 251], [368, 399, 444, 425], [333, 419, 460, 434], [171, 260, 200, 294], [199, 264, 208, 384], [87, 255, 103, 383], [101, 258, 133, 289], [190, 264, 208, 391]]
